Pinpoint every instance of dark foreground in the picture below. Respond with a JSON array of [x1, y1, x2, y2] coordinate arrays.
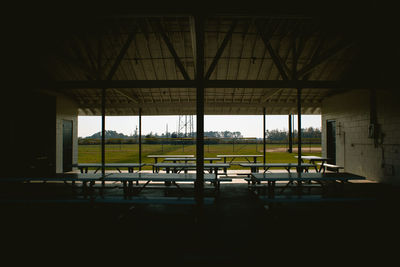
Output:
[[1, 181, 399, 265]]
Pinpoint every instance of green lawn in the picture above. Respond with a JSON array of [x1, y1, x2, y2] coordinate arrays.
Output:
[[78, 143, 321, 170]]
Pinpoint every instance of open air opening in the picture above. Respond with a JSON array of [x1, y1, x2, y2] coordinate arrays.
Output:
[[2, 5, 399, 262]]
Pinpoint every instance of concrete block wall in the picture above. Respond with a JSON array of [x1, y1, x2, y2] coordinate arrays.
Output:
[[55, 94, 78, 173], [321, 89, 400, 185]]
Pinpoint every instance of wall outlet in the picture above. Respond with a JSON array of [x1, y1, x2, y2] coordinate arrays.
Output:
[[384, 164, 394, 176]]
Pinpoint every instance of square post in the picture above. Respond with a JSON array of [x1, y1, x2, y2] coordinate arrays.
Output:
[[263, 107, 266, 168], [193, 15, 205, 211], [101, 87, 106, 176], [288, 114, 293, 153], [139, 108, 142, 171], [297, 88, 302, 170]]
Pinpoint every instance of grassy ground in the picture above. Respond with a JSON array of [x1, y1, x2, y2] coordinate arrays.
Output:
[[78, 143, 321, 170]]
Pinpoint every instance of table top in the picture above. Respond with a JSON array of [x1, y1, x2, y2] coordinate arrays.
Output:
[[294, 156, 329, 160], [76, 163, 145, 167], [250, 172, 365, 181], [0, 173, 232, 183], [147, 155, 194, 158], [240, 163, 316, 168], [153, 163, 230, 168], [0, 173, 107, 182], [163, 157, 221, 161], [216, 155, 264, 158]]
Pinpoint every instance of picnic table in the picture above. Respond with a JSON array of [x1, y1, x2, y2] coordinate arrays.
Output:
[[106, 173, 232, 197], [0, 173, 224, 204], [147, 155, 194, 172], [163, 157, 221, 163], [74, 163, 145, 173], [295, 156, 330, 172], [247, 172, 366, 201], [217, 154, 264, 173], [239, 163, 316, 173], [153, 163, 230, 175]]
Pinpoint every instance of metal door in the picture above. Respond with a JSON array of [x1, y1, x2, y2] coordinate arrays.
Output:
[[326, 120, 336, 164], [63, 120, 73, 172]]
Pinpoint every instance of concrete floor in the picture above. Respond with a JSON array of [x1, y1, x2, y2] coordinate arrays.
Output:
[[1, 176, 399, 265]]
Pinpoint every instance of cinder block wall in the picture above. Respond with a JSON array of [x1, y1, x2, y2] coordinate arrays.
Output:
[[321, 89, 400, 185], [56, 95, 78, 173]]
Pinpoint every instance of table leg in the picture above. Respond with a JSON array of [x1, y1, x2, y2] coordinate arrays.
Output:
[[223, 158, 227, 174], [123, 181, 128, 199], [318, 161, 325, 173]]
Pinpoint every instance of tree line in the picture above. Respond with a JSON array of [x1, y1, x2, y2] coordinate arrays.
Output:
[[78, 128, 320, 145]]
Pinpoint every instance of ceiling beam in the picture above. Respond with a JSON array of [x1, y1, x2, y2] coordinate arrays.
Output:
[[189, 16, 197, 76], [255, 19, 289, 81], [79, 101, 321, 110], [105, 25, 138, 81], [154, 19, 191, 80], [112, 89, 139, 103], [296, 40, 354, 78], [47, 79, 392, 89], [205, 19, 238, 80]]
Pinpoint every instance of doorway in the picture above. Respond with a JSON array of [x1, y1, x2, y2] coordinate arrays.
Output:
[[326, 120, 336, 164], [63, 120, 73, 172]]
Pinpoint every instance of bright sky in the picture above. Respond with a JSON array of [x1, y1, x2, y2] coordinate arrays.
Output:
[[78, 115, 321, 138]]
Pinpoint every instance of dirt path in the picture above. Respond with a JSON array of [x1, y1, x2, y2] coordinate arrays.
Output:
[[260, 147, 321, 153]]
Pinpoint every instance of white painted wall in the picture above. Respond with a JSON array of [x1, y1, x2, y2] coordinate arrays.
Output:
[[321, 89, 400, 185], [56, 95, 78, 173]]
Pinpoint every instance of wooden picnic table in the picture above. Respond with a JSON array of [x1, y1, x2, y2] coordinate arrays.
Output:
[[153, 163, 230, 175], [106, 172, 232, 197], [147, 155, 195, 172], [74, 163, 145, 173], [217, 154, 264, 173], [239, 163, 316, 173], [248, 172, 366, 200], [295, 156, 330, 172], [0, 173, 225, 204], [163, 157, 221, 163]]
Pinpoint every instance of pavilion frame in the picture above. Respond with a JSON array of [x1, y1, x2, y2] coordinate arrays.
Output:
[[87, 13, 337, 206]]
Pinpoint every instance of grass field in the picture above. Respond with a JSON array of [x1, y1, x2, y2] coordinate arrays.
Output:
[[78, 143, 321, 170]]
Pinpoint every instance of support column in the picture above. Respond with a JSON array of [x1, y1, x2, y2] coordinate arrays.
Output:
[[288, 114, 293, 153], [139, 108, 142, 171], [194, 15, 205, 211], [101, 87, 106, 176], [263, 108, 266, 167], [297, 88, 302, 169]]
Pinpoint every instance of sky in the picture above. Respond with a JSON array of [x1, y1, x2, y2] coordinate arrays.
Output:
[[78, 115, 321, 138]]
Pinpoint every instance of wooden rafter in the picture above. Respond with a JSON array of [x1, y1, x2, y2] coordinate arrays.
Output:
[[189, 16, 197, 76], [296, 40, 354, 78], [112, 89, 139, 103], [154, 19, 191, 80], [205, 19, 238, 80], [106, 25, 138, 81], [255, 19, 289, 80], [48, 79, 390, 89]]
